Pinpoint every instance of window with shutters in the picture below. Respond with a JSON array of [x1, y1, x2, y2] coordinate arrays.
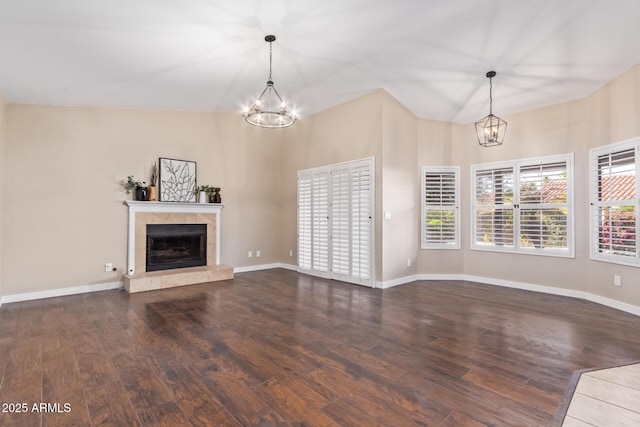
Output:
[[471, 153, 574, 257], [590, 139, 639, 266], [421, 166, 460, 249]]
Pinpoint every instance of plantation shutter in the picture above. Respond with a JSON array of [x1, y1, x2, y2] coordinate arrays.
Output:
[[311, 171, 330, 273], [518, 161, 569, 251], [473, 166, 515, 249], [421, 167, 460, 249], [349, 159, 373, 283], [472, 154, 574, 257], [590, 141, 639, 265], [331, 165, 351, 278], [297, 168, 330, 276], [297, 174, 312, 270], [298, 158, 374, 286]]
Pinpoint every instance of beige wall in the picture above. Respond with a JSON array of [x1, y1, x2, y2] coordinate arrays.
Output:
[[3, 106, 281, 295], [430, 63, 640, 307], [280, 89, 419, 283], [2, 62, 640, 308], [281, 90, 384, 279], [381, 91, 419, 282], [416, 119, 462, 274], [0, 92, 5, 301]]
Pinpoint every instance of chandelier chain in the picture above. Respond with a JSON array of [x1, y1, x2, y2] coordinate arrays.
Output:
[[489, 75, 493, 115], [268, 40, 273, 81]]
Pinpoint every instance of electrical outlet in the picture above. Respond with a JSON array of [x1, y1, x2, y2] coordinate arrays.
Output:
[[248, 250, 253, 258], [407, 258, 411, 267], [289, 249, 293, 257], [104, 262, 112, 272], [614, 275, 622, 287], [256, 250, 261, 257]]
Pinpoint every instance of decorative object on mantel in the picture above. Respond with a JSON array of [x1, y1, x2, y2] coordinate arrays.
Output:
[[212, 187, 221, 203], [193, 185, 222, 203], [123, 175, 148, 201], [195, 185, 214, 203], [148, 162, 158, 201], [159, 157, 196, 202], [243, 34, 297, 129], [475, 70, 507, 147]]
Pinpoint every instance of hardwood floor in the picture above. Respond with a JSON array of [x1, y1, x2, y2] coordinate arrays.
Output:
[[1, 268, 640, 426]]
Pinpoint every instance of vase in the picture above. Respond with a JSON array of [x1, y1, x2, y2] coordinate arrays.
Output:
[[198, 191, 208, 203], [135, 186, 149, 201], [148, 185, 157, 201]]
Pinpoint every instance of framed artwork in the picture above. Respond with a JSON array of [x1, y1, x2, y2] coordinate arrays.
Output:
[[158, 157, 197, 202]]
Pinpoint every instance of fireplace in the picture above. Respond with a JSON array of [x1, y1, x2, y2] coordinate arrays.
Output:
[[146, 224, 207, 272], [124, 201, 232, 293]]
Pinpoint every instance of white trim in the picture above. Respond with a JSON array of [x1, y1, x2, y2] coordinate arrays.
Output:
[[461, 274, 582, 298], [417, 273, 640, 317], [234, 263, 298, 273], [0, 281, 123, 305], [376, 274, 421, 289], [376, 272, 640, 316], [2, 269, 639, 318]]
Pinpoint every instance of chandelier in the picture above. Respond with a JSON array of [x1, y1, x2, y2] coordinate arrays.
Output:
[[475, 71, 507, 147], [243, 35, 296, 128]]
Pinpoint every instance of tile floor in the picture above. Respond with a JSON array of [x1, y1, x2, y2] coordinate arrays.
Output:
[[562, 363, 640, 426]]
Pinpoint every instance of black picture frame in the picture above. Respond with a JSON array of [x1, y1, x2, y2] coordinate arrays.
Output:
[[158, 157, 197, 202]]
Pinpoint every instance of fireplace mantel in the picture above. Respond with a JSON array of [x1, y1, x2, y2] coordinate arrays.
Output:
[[124, 201, 224, 275]]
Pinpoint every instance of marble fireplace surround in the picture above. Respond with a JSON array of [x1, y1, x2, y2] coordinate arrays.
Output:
[[123, 201, 233, 293]]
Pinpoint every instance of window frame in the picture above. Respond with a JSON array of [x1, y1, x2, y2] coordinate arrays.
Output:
[[421, 166, 460, 250], [471, 153, 575, 258], [589, 138, 640, 267]]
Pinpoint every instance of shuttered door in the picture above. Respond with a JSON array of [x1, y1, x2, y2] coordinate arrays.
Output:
[[330, 165, 351, 279], [348, 160, 373, 285], [297, 168, 330, 277], [297, 158, 374, 286]]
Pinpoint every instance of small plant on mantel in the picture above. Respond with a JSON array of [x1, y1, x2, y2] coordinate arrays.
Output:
[[194, 185, 216, 203], [123, 176, 147, 194], [194, 185, 214, 195]]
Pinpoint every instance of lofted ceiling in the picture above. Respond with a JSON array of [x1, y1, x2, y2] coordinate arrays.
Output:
[[1, 0, 640, 123]]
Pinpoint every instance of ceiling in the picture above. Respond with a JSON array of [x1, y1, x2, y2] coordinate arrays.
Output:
[[1, 0, 640, 123]]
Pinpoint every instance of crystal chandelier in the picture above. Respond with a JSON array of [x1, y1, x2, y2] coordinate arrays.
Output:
[[475, 71, 507, 147], [243, 35, 296, 128]]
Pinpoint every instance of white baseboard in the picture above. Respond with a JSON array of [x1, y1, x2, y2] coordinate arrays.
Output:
[[376, 274, 420, 289], [412, 273, 640, 317], [234, 263, 298, 274], [0, 281, 123, 305], [2, 268, 638, 318]]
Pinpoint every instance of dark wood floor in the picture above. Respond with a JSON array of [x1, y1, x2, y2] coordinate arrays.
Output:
[[1, 269, 640, 426]]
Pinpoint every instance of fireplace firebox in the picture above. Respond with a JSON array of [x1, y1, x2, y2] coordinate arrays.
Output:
[[146, 224, 207, 272]]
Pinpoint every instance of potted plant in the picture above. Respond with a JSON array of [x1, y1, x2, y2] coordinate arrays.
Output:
[[194, 185, 214, 203], [123, 176, 148, 201]]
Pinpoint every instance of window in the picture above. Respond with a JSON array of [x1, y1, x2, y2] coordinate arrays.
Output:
[[421, 166, 460, 249], [471, 153, 574, 257], [590, 139, 639, 266]]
